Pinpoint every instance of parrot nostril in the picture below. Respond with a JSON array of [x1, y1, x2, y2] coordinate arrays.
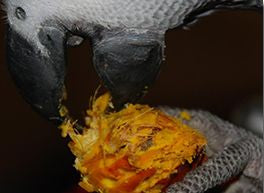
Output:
[[15, 7, 26, 21], [38, 27, 66, 51], [46, 34, 52, 41]]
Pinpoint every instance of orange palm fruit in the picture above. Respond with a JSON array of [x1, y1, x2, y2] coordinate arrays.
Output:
[[59, 93, 207, 193]]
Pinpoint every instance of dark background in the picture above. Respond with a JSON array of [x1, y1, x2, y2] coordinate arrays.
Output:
[[0, 9, 262, 193]]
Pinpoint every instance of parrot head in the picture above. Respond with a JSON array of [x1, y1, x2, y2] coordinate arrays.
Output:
[[4, 0, 165, 125], [4, 0, 261, 125]]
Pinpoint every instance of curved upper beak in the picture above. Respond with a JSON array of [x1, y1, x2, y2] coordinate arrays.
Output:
[[7, 25, 67, 125]]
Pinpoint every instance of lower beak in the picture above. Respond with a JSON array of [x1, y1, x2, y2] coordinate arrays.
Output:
[[92, 30, 164, 108]]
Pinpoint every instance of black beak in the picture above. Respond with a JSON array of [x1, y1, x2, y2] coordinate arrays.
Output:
[[7, 26, 66, 125], [6, 25, 164, 125], [92, 29, 164, 107]]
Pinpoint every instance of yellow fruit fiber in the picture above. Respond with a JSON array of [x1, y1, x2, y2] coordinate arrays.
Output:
[[59, 93, 207, 193]]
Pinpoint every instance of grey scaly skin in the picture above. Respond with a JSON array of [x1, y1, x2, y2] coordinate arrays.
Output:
[[160, 107, 263, 193], [3, 1, 262, 192]]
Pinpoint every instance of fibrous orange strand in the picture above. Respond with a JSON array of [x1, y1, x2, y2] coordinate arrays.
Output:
[[59, 93, 207, 193]]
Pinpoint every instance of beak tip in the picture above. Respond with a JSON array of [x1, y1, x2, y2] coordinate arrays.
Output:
[[111, 88, 147, 109]]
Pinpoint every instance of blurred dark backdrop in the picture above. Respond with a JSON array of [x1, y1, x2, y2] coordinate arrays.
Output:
[[0, 9, 262, 193]]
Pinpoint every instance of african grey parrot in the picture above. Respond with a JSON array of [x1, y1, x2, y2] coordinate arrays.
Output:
[[3, 0, 263, 193]]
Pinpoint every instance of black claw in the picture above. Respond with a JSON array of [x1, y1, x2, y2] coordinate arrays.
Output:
[[7, 25, 67, 125], [92, 29, 164, 107]]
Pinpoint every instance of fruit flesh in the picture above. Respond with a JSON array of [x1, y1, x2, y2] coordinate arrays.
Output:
[[59, 93, 207, 193]]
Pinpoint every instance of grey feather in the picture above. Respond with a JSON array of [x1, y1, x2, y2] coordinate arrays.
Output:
[[3, 0, 262, 46]]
